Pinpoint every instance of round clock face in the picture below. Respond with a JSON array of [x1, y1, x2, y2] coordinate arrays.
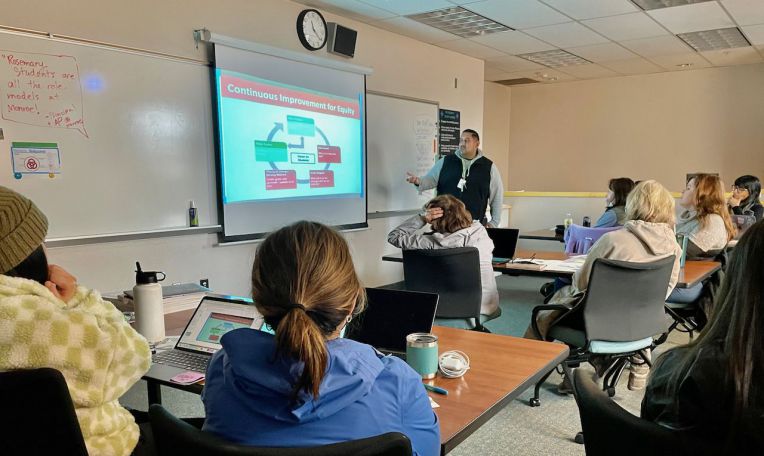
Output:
[[297, 9, 327, 51]]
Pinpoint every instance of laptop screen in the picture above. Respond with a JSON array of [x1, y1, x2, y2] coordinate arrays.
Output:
[[486, 228, 520, 259], [177, 296, 263, 354], [345, 288, 438, 353]]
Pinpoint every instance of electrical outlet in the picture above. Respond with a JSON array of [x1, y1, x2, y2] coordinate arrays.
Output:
[[200, 278, 209, 288]]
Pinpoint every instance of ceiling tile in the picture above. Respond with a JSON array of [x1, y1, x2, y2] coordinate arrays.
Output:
[[558, 63, 619, 78], [582, 12, 669, 41], [470, 30, 556, 54], [375, 17, 461, 43], [565, 42, 639, 62], [437, 39, 507, 58], [621, 34, 693, 56], [302, 0, 397, 20], [484, 66, 514, 81], [741, 24, 764, 45], [465, 0, 571, 29], [449, 0, 487, 4], [601, 58, 662, 74], [647, 2, 735, 34], [358, 0, 453, 15], [647, 52, 712, 70], [523, 21, 610, 48], [541, 0, 639, 20], [701, 47, 763, 65], [721, 0, 764, 27], [485, 54, 546, 71]]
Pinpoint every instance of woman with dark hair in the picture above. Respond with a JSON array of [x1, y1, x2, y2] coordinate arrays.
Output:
[[202, 221, 439, 456], [728, 174, 763, 221], [387, 194, 499, 317], [594, 177, 635, 228], [0, 186, 151, 456], [642, 219, 764, 451]]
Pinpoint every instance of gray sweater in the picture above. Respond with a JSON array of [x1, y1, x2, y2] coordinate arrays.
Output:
[[387, 215, 499, 315]]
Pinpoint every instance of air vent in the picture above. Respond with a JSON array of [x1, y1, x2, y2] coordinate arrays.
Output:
[[678, 27, 751, 51], [407, 7, 512, 38], [631, 0, 712, 11], [495, 78, 540, 86]]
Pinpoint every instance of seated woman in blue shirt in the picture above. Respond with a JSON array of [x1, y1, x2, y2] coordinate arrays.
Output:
[[594, 177, 635, 227], [202, 221, 440, 456]]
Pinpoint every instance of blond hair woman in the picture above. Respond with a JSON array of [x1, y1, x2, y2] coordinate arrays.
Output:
[[202, 221, 439, 456], [387, 194, 499, 317], [528, 180, 683, 390]]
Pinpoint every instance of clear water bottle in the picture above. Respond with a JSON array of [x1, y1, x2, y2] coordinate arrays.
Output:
[[564, 213, 574, 229], [133, 261, 166, 344]]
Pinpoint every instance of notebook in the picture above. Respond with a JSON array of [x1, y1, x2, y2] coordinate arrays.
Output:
[[345, 288, 438, 358], [486, 228, 520, 264], [148, 295, 263, 382]]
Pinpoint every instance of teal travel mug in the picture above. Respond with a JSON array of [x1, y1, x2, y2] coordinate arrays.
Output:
[[406, 333, 439, 379]]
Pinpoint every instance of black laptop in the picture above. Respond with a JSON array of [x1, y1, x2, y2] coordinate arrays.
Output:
[[346, 287, 438, 358], [147, 295, 263, 382], [486, 228, 520, 263]]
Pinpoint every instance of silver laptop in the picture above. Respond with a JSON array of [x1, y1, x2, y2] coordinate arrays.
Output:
[[148, 295, 263, 382]]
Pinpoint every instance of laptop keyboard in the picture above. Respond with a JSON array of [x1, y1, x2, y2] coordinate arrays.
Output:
[[153, 350, 210, 373]]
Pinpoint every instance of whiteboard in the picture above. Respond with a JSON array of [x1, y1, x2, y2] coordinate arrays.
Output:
[[366, 92, 438, 213], [0, 32, 216, 239]]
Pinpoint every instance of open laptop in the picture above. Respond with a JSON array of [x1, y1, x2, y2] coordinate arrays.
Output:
[[486, 228, 520, 264], [148, 295, 263, 382], [345, 288, 438, 359]]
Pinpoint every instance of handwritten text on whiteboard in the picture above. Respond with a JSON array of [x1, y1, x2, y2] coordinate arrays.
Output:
[[0, 50, 88, 137]]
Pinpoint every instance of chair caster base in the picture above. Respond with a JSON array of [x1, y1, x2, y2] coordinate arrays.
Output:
[[607, 387, 616, 397], [574, 432, 584, 445], [529, 397, 540, 407]]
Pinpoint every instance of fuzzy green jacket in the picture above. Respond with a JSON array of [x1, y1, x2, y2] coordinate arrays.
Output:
[[0, 275, 151, 456]]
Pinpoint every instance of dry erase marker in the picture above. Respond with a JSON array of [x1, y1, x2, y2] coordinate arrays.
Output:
[[189, 200, 199, 227], [423, 384, 448, 395]]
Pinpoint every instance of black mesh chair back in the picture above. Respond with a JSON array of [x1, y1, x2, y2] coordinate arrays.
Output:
[[149, 404, 413, 456], [0, 368, 88, 456], [572, 369, 721, 456], [402, 247, 481, 320], [581, 256, 675, 343]]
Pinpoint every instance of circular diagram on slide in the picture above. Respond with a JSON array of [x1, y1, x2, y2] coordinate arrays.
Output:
[[255, 114, 340, 190]]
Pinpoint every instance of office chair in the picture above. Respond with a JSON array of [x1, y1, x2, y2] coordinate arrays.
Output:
[[0, 368, 89, 456], [403, 247, 495, 331], [571, 369, 720, 455], [148, 404, 413, 456], [529, 256, 675, 406]]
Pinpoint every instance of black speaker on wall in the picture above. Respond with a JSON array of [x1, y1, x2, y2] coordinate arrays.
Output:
[[327, 23, 357, 58]]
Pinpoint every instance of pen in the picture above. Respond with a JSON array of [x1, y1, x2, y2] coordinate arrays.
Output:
[[423, 383, 449, 395]]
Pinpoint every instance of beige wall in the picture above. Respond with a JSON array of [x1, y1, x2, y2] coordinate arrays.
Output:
[[482, 82, 511, 182], [508, 64, 764, 193], [2, 0, 485, 294]]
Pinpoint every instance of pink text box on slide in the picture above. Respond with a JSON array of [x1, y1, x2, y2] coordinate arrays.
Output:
[[265, 170, 297, 190], [317, 145, 342, 163], [310, 170, 335, 188]]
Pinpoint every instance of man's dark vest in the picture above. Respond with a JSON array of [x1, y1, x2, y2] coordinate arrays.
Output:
[[437, 153, 492, 222]]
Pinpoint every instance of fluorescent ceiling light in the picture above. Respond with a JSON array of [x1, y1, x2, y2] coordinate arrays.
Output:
[[407, 7, 512, 38], [678, 27, 751, 51], [517, 49, 591, 68], [631, 0, 712, 10]]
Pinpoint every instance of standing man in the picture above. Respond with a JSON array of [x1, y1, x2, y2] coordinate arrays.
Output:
[[406, 129, 505, 227]]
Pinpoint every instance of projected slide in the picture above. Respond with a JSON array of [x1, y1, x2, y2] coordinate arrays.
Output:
[[217, 70, 364, 203], [196, 312, 254, 343]]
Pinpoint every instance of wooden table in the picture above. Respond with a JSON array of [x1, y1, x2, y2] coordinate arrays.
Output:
[[382, 250, 720, 288], [519, 229, 563, 242], [148, 310, 569, 455]]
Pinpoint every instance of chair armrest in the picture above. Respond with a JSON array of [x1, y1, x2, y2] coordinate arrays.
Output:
[[530, 303, 575, 340]]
